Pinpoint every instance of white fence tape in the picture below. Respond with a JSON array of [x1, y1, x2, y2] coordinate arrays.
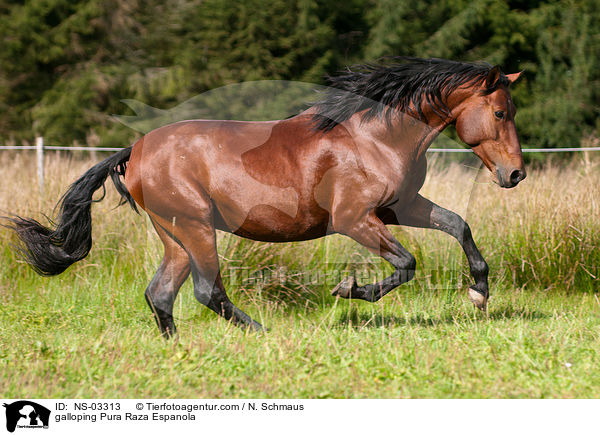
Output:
[[1, 138, 599, 194], [428, 147, 600, 153]]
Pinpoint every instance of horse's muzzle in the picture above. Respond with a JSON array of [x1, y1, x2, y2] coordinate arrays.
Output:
[[496, 167, 526, 188]]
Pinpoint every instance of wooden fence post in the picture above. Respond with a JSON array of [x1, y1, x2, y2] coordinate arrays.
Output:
[[36, 136, 44, 196]]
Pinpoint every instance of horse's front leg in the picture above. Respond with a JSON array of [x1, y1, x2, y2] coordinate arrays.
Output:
[[392, 194, 489, 310], [331, 210, 416, 302]]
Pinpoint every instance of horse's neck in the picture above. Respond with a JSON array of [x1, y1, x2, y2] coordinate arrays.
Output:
[[353, 110, 450, 160], [369, 89, 470, 158]]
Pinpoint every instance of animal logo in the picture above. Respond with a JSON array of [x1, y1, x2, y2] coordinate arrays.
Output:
[[2, 401, 50, 432]]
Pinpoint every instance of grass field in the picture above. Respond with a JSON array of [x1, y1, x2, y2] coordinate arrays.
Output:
[[0, 151, 599, 398]]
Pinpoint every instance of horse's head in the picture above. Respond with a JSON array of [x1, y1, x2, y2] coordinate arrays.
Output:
[[455, 67, 526, 188]]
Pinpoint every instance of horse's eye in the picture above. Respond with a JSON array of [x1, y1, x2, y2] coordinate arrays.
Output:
[[494, 110, 505, 120]]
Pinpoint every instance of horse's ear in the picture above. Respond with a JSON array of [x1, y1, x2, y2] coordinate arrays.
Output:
[[485, 66, 501, 89], [506, 71, 524, 84]]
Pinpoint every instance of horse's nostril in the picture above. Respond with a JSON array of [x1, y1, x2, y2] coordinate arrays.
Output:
[[510, 169, 524, 185]]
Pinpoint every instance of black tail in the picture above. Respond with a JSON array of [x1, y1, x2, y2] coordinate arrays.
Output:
[[9, 147, 137, 276]]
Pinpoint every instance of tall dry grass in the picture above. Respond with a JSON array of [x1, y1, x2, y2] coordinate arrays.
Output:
[[0, 150, 598, 305]]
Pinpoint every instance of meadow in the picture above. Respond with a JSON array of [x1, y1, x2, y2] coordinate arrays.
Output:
[[0, 151, 598, 398]]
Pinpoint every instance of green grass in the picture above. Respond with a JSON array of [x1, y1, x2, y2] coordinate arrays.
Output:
[[1, 279, 599, 398], [0, 152, 599, 398]]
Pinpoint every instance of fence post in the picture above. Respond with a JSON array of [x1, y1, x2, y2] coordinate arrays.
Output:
[[36, 136, 44, 196]]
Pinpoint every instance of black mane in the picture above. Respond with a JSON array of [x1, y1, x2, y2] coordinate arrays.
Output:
[[312, 57, 507, 131]]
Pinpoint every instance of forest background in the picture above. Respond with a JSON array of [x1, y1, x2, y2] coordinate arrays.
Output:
[[0, 0, 598, 150]]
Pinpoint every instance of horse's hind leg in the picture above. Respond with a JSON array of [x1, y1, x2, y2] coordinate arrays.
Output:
[[188, 226, 263, 331], [152, 214, 263, 331], [145, 219, 191, 337], [190, 263, 263, 331]]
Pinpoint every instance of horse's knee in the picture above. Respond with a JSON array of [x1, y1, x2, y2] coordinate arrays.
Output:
[[403, 255, 416, 282], [392, 253, 416, 284], [403, 252, 417, 281], [472, 259, 489, 279], [406, 255, 416, 272]]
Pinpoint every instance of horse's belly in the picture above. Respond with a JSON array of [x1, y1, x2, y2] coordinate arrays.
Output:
[[214, 203, 330, 242]]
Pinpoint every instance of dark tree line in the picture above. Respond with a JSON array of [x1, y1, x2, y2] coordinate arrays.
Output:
[[0, 0, 598, 148]]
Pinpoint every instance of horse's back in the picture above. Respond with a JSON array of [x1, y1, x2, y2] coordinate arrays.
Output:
[[125, 115, 338, 241]]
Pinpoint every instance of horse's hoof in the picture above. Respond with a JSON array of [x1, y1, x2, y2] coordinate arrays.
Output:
[[468, 287, 488, 311], [331, 276, 356, 299]]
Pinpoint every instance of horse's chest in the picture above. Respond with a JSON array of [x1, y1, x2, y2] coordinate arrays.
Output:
[[374, 158, 427, 205]]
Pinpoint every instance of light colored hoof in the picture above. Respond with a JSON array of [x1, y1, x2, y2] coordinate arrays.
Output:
[[468, 287, 488, 311], [331, 276, 356, 299]]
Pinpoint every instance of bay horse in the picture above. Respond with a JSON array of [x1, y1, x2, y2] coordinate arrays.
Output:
[[9, 58, 525, 336]]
